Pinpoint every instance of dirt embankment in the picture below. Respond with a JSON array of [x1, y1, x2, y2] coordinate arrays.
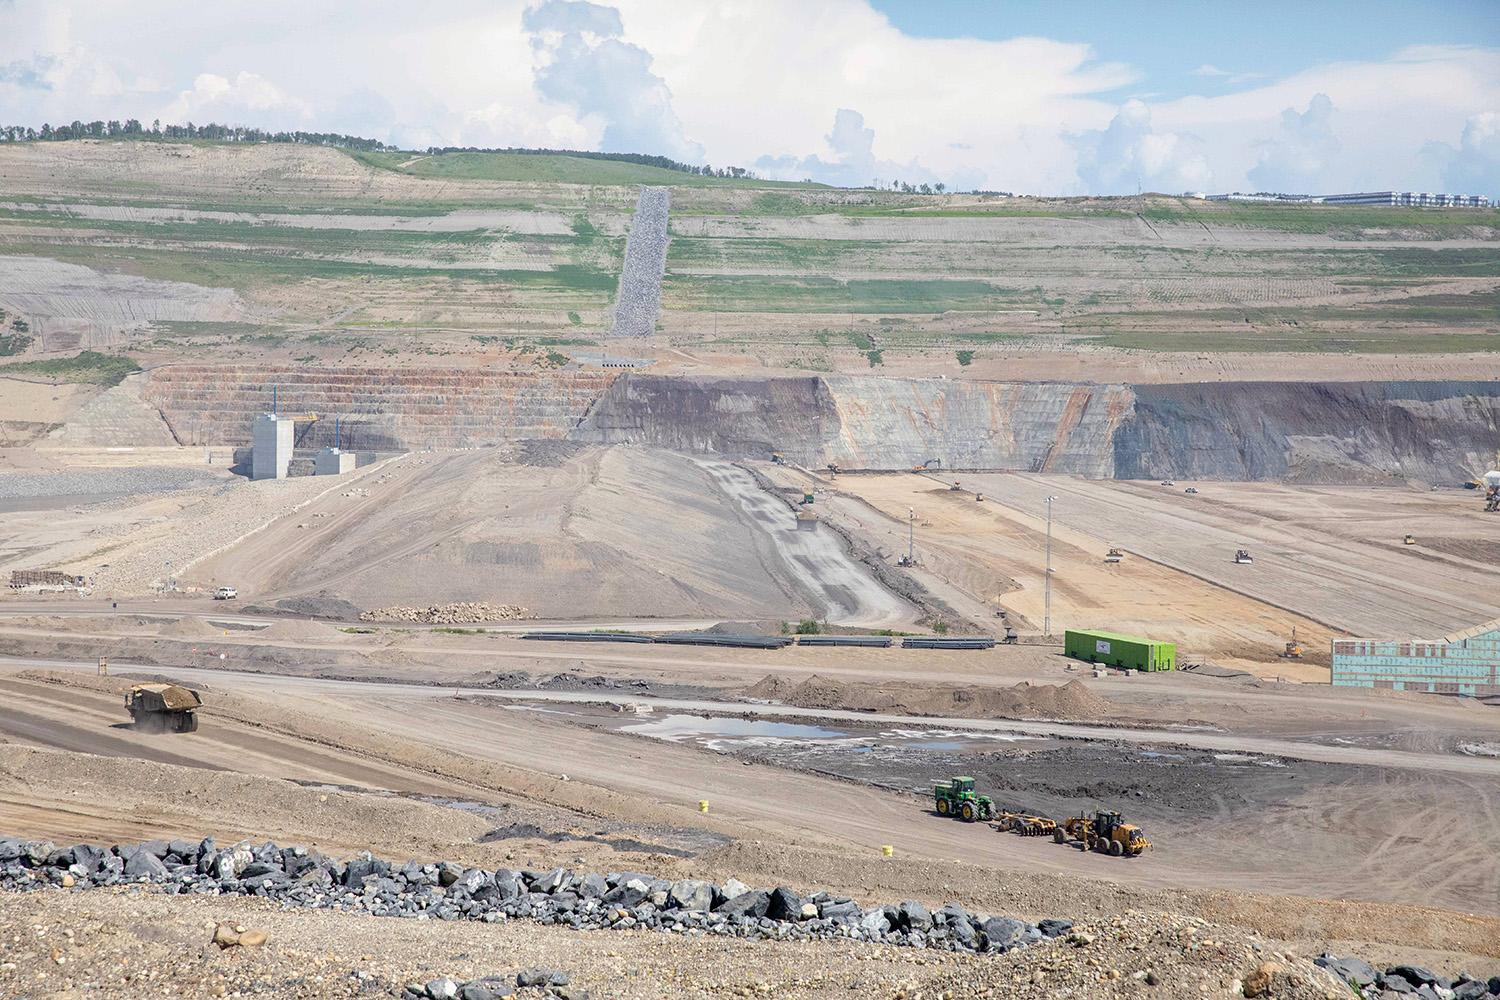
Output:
[[744, 673, 1114, 722]]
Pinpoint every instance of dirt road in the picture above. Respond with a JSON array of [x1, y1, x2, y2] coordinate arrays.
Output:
[[778, 466, 1337, 665], [956, 473, 1500, 638], [5, 655, 1497, 778], [1, 656, 1497, 917]]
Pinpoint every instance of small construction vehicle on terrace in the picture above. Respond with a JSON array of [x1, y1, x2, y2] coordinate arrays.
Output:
[[1104, 547, 1125, 564], [1234, 549, 1253, 564], [125, 683, 202, 734], [933, 776, 995, 822], [1054, 809, 1151, 857]]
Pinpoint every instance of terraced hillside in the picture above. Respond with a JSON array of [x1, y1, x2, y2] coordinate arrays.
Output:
[[125, 365, 1500, 482], [0, 140, 1496, 379]]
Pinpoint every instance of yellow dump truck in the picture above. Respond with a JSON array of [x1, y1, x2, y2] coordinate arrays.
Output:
[[125, 683, 201, 733]]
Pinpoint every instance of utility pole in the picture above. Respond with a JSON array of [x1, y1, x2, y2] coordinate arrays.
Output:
[[1044, 495, 1058, 638], [907, 506, 915, 564]]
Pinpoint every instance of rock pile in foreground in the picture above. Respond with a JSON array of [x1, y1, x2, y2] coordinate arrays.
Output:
[[359, 602, 533, 624], [1312, 954, 1500, 1000], [0, 836, 1068, 955], [404, 968, 581, 1000]]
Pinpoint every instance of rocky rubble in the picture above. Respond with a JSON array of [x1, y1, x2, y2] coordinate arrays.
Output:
[[0, 835, 1068, 956], [403, 968, 582, 1000], [359, 603, 534, 624], [608, 187, 670, 338], [1313, 954, 1500, 1000]]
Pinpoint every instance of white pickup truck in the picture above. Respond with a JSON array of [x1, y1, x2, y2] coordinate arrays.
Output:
[[213, 586, 237, 600]]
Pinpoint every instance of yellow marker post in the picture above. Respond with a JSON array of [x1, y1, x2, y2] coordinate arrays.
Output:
[[699, 800, 710, 814]]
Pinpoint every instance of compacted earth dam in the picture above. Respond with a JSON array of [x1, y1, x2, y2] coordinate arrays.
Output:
[[137, 366, 1500, 482]]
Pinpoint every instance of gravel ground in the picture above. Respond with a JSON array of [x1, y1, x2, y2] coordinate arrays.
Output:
[[0, 886, 1356, 1000], [0, 466, 224, 501], [74, 464, 387, 595]]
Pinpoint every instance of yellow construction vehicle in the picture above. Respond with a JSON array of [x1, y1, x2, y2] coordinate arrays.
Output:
[[1054, 810, 1151, 857], [1282, 627, 1305, 659], [1403, 534, 1416, 545], [125, 683, 201, 734]]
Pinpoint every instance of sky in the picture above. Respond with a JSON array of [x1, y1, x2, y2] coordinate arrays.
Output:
[[1, 0, 1497, 196]]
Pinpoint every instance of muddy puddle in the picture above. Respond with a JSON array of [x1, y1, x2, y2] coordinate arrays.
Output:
[[520, 704, 1043, 754]]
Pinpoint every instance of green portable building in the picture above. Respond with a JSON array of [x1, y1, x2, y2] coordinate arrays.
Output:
[[1064, 629, 1176, 671]]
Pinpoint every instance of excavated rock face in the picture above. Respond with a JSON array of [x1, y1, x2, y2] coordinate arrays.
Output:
[[1115, 380, 1500, 483], [140, 366, 1500, 483], [142, 366, 618, 450]]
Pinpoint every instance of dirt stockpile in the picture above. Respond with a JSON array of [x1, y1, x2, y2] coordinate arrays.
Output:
[[361, 602, 534, 625], [745, 674, 1114, 722], [163, 616, 224, 639]]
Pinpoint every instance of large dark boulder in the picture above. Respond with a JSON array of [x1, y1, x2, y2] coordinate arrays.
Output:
[[1388, 966, 1445, 988], [1314, 955, 1376, 988], [897, 900, 932, 932], [766, 887, 803, 922], [124, 851, 167, 879], [714, 890, 770, 919], [343, 854, 389, 886], [981, 916, 1026, 952], [602, 882, 649, 908]]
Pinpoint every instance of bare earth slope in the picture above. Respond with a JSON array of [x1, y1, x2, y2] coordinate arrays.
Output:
[[189, 447, 905, 623]]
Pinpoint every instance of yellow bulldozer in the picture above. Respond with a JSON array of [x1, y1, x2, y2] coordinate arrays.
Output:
[[1054, 810, 1150, 857]]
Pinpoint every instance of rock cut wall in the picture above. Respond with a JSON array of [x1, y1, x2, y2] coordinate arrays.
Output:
[[1115, 381, 1500, 483], [138, 367, 1500, 482], [144, 366, 617, 450]]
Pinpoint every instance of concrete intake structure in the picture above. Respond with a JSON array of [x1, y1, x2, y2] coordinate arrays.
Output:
[[145, 368, 1500, 485], [250, 413, 293, 480], [315, 447, 355, 475]]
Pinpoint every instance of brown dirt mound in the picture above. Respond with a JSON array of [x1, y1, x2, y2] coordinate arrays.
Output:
[[163, 617, 224, 639], [745, 673, 1113, 722], [256, 619, 335, 642]]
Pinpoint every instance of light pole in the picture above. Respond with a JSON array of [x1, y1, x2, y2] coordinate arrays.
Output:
[[1043, 496, 1058, 638], [907, 506, 915, 565]]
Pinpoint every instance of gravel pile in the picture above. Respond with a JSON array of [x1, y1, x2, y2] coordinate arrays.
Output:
[[608, 186, 670, 338], [76, 472, 354, 595], [360, 603, 533, 624], [0, 466, 220, 500], [0, 835, 1072, 956]]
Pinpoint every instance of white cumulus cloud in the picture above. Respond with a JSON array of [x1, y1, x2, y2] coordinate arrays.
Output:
[[522, 0, 701, 161], [754, 108, 943, 187], [160, 71, 311, 125], [1071, 99, 1211, 194], [1247, 93, 1342, 193]]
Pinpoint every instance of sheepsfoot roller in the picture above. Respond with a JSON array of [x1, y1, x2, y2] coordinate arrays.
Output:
[[932, 776, 994, 822], [993, 812, 1058, 837]]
